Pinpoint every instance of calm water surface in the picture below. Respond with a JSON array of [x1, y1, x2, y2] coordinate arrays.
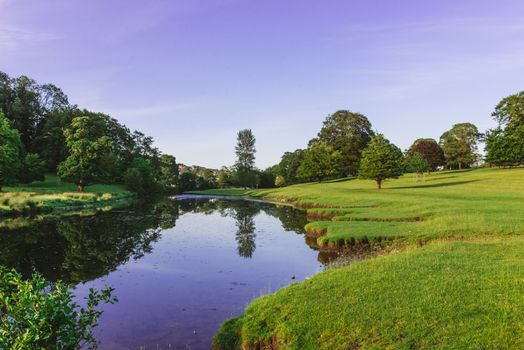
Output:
[[0, 197, 334, 349]]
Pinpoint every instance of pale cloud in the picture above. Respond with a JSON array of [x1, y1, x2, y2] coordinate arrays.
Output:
[[0, 0, 61, 55]]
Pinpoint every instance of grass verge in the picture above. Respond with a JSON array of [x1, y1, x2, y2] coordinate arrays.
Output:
[[1, 175, 133, 216]]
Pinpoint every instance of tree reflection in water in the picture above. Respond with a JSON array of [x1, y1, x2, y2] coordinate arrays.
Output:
[[0, 199, 179, 283], [0, 198, 316, 283], [232, 203, 259, 258]]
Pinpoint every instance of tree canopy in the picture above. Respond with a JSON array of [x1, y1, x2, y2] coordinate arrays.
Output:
[[439, 123, 480, 169], [358, 134, 404, 189], [0, 112, 22, 191], [58, 116, 119, 191], [486, 91, 524, 167], [234, 129, 257, 188], [298, 141, 341, 182], [317, 110, 374, 176], [407, 138, 444, 172], [0, 70, 179, 194], [276, 149, 305, 185]]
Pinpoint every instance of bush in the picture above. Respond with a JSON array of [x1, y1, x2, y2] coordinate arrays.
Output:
[[0, 267, 117, 349]]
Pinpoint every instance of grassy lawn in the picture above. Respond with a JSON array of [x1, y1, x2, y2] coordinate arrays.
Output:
[[1, 175, 132, 216], [191, 168, 524, 349], [193, 168, 524, 245]]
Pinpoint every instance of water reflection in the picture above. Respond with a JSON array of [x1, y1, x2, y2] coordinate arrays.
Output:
[[232, 203, 258, 258], [0, 197, 336, 349], [0, 198, 316, 283]]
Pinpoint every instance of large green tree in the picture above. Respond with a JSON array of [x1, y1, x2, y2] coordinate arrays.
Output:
[[0, 72, 70, 153], [358, 134, 404, 189], [235, 129, 256, 169], [277, 149, 305, 185], [407, 138, 444, 172], [298, 141, 341, 182], [485, 91, 524, 166], [439, 123, 480, 169], [317, 110, 374, 176], [0, 112, 22, 191], [58, 116, 119, 191], [234, 129, 257, 188], [158, 154, 179, 191]]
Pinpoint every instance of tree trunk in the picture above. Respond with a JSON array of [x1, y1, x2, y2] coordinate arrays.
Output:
[[377, 179, 382, 190], [77, 179, 85, 192]]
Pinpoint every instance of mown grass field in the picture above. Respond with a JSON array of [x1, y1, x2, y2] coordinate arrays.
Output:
[[1, 175, 132, 216], [191, 167, 524, 349]]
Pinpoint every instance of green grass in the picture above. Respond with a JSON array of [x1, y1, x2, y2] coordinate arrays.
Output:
[[195, 168, 524, 349], [195, 168, 524, 245], [0, 175, 133, 216], [215, 239, 524, 349]]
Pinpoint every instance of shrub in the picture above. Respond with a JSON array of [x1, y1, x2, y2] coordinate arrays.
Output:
[[0, 267, 117, 349]]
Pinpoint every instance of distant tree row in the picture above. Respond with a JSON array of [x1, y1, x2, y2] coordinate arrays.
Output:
[[269, 91, 523, 189], [0, 71, 179, 194]]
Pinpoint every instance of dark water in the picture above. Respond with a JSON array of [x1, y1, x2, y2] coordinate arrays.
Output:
[[0, 197, 334, 349]]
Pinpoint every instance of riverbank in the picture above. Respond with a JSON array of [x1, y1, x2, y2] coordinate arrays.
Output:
[[191, 167, 524, 349], [0, 175, 135, 217]]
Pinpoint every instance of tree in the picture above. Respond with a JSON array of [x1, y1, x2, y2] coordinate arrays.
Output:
[[277, 149, 305, 185], [492, 91, 524, 128], [58, 116, 119, 191], [257, 166, 277, 189], [32, 109, 74, 171], [18, 153, 46, 184], [439, 123, 480, 169], [298, 141, 341, 182], [407, 138, 444, 172], [217, 167, 233, 188], [158, 154, 179, 191], [485, 91, 524, 167], [0, 72, 71, 153], [123, 157, 155, 194], [123, 168, 143, 194], [235, 129, 256, 170], [358, 134, 404, 189], [405, 152, 429, 181], [234, 168, 259, 188], [274, 175, 285, 187], [0, 112, 22, 191], [485, 126, 524, 167], [317, 110, 374, 176], [234, 129, 257, 188], [178, 171, 198, 192]]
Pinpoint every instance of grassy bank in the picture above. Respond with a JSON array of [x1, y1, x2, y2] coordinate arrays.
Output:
[[0, 175, 133, 216], [192, 168, 523, 246], [191, 167, 524, 349]]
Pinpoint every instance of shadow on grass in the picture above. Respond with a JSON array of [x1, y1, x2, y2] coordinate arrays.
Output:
[[322, 177, 356, 184], [391, 179, 480, 190]]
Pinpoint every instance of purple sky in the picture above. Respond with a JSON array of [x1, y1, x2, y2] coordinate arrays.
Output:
[[1, 0, 523, 168]]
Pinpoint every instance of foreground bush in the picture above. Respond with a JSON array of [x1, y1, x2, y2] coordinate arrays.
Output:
[[0, 267, 117, 349]]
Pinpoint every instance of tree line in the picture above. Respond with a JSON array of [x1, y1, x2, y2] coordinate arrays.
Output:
[[219, 91, 522, 190], [1, 70, 521, 192], [0, 71, 179, 194]]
